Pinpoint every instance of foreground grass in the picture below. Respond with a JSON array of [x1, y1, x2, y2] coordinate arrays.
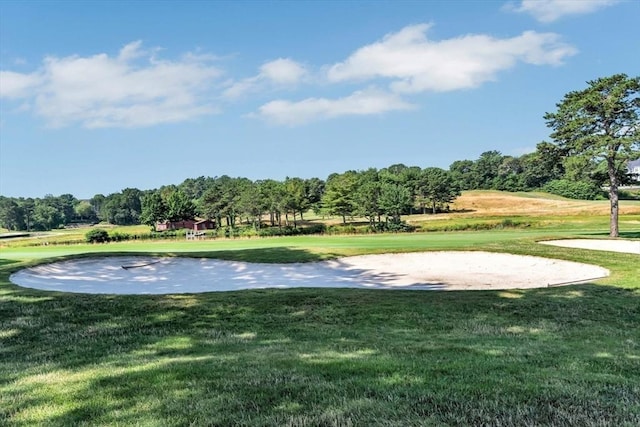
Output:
[[1, 223, 639, 425]]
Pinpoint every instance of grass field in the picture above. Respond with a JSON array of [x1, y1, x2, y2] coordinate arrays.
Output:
[[1, 192, 639, 426]]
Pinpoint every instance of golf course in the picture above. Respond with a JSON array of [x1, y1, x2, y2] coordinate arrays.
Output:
[[1, 191, 639, 426]]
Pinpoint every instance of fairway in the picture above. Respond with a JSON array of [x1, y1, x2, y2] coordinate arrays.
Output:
[[1, 214, 639, 425], [2, 0, 639, 423]]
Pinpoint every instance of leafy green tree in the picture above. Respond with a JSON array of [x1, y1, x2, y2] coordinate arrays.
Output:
[[32, 196, 64, 230], [200, 179, 226, 227], [354, 168, 383, 227], [238, 180, 267, 230], [284, 177, 308, 227], [0, 197, 25, 231], [379, 164, 421, 207], [449, 160, 476, 191], [57, 194, 77, 224], [495, 156, 525, 191], [90, 194, 106, 221], [379, 164, 407, 184], [417, 168, 460, 214], [304, 178, 325, 216], [225, 177, 252, 228], [258, 179, 286, 227], [179, 176, 216, 200], [544, 74, 640, 237], [74, 201, 97, 222], [18, 198, 35, 231], [140, 192, 167, 230], [322, 171, 358, 224], [166, 189, 196, 222], [379, 183, 412, 224], [474, 150, 504, 189], [120, 188, 143, 223], [520, 142, 565, 189], [199, 176, 251, 228], [99, 189, 143, 225]]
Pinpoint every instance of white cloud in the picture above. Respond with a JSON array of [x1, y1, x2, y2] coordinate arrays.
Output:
[[253, 88, 414, 126], [327, 24, 576, 93], [0, 70, 43, 98], [1, 41, 222, 128], [223, 58, 307, 98], [506, 0, 619, 23], [260, 58, 307, 84]]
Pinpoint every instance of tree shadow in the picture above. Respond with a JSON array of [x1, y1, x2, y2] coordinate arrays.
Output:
[[0, 258, 19, 267], [2, 246, 640, 425], [175, 246, 334, 263]]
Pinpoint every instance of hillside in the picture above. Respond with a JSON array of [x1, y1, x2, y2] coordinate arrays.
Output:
[[450, 190, 640, 217]]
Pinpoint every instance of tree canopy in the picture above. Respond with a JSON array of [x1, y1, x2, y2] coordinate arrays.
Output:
[[544, 73, 640, 237]]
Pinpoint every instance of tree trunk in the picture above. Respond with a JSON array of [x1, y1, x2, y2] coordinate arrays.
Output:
[[608, 158, 619, 237]]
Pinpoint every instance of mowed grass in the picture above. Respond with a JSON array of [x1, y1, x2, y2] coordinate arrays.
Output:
[[1, 196, 640, 425]]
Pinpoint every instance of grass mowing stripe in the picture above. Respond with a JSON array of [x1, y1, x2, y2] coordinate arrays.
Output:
[[1, 223, 639, 425]]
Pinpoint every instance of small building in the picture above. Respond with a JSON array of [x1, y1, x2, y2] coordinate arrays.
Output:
[[156, 219, 216, 231], [194, 219, 216, 231], [628, 159, 640, 181]]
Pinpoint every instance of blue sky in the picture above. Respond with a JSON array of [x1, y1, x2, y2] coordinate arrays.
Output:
[[1, 0, 638, 199]]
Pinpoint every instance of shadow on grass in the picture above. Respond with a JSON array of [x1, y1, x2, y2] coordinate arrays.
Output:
[[2, 274, 640, 425], [0, 259, 19, 267], [177, 246, 337, 263]]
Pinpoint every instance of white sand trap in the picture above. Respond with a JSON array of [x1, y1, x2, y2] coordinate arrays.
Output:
[[9, 252, 609, 295], [540, 239, 640, 255]]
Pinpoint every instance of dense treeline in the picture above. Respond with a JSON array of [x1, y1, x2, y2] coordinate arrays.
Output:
[[1, 142, 635, 232]]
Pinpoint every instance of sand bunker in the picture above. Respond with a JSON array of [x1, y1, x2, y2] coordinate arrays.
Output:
[[540, 239, 640, 255], [10, 252, 609, 295]]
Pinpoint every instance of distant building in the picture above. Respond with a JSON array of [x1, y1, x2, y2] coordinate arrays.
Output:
[[628, 159, 640, 181], [156, 219, 215, 231]]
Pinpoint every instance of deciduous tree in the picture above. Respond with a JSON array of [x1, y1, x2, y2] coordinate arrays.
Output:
[[416, 168, 460, 214], [140, 192, 167, 230]]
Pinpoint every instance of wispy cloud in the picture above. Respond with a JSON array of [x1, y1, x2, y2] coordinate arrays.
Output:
[[252, 87, 414, 126], [505, 0, 619, 23], [0, 41, 222, 128], [223, 58, 308, 98], [3, 22, 580, 129], [327, 24, 576, 93]]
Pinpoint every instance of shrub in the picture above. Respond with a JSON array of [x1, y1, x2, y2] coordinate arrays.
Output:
[[378, 221, 416, 233], [619, 189, 640, 200], [542, 179, 604, 200], [109, 231, 131, 242], [85, 228, 110, 243]]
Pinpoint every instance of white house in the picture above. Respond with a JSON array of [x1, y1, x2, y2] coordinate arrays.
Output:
[[628, 159, 640, 181]]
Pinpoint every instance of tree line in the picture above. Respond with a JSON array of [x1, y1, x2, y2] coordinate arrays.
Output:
[[0, 143, 630, 232], [1, 74, 638, 236]]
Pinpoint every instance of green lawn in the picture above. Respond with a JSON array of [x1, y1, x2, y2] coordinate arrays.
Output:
[[1, 218, 639, 425]]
